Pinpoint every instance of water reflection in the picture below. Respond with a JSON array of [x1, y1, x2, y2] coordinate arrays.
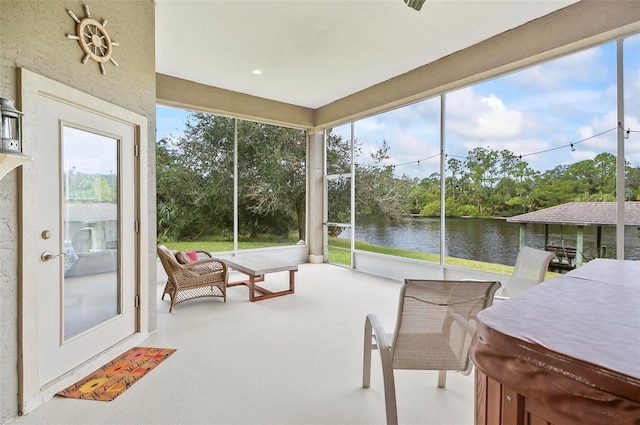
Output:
[[340, 216, 640, 265]]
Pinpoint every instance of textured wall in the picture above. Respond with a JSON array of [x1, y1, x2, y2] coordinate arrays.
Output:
[[0, 1, 155, 422], [0, 175, 19, 425]]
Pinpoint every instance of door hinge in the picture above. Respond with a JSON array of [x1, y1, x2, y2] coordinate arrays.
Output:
[[135, 295, 140, 308], [134, 219, 139, 233], [134, 144, 140, 157]]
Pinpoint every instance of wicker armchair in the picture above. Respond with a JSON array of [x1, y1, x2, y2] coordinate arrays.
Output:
[[157, 245, 227, 312]]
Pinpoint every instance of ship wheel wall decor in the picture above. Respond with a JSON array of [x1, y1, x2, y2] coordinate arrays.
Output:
[[66, 4, 119, 75]]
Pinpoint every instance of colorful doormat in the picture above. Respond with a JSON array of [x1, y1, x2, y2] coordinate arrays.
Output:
[[57, 347, 176, 401]]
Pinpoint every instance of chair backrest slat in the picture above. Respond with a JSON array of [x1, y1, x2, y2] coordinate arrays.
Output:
[[502, 246, 555, 297], [392, 279, 500, 371]]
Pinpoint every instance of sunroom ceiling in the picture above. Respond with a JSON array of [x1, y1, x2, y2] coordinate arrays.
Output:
[[155, 0, 579, 109]]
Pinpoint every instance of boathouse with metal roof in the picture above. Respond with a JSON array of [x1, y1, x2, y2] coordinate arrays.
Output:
[[507, 202, 640, 267]]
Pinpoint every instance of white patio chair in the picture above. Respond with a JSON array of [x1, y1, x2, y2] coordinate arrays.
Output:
[[362, 278, 501, 425], [497, 245, 555, 299]]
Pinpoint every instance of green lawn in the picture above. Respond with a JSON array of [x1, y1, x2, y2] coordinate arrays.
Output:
[[160, 234, 299, 252], [161, 235, 560, 279], [329, 237, 562, 279]]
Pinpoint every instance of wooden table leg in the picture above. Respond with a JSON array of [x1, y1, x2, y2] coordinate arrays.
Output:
[[249, 274, 255, 302], [228, 271, 296, 302], [289, 270, 295, 293], [250, 271, 296, 302]]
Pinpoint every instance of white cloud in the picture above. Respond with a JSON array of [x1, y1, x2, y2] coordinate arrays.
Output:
[[447, 88, 524, 140], [475, 95, 524, 138], [354, 100, 441, 176], [574, 108, 640, 166], [505, 47, 610, 90]]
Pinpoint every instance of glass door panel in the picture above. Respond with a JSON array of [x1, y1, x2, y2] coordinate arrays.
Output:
[[62, 126, 120, 339]]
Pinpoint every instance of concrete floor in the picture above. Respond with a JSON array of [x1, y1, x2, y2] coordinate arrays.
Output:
[[11, 264, 476, 425]]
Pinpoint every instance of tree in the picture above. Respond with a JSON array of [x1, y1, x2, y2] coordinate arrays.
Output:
[[625, 165, 640, 201], [158, 113, 640, 244], [237, 120, 306, 240], [406, 175, 437, 215], [66, 170, 116, 203], [326, 130, 353, 175], [464, 147, 500, 215], [355, 140, 410, 221], [325, 130, 353, 235], [156, 113, 306, 241], [509, 161, 542, 213], [446, 157, 463, 201], [156, 135, 221, 240], [592, 153, 617, 196]]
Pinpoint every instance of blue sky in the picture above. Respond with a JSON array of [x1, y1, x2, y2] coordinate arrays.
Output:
[[157, 33, 640, 180], [64, 126, 117, 175], [156, 106, 190, 144]]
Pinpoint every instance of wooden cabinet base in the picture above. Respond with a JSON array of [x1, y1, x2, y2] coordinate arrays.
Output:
[[470, 260, 640, 425], [475, 369, 576, 425]]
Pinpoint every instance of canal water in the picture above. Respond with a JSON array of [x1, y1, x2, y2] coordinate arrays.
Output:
[[339, 216, 640, 265]]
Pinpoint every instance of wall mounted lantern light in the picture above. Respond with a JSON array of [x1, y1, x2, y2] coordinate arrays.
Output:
[[0, 98, 23, 154]]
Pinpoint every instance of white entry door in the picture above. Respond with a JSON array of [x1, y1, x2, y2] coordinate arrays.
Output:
[[32, 94, 137, 386]]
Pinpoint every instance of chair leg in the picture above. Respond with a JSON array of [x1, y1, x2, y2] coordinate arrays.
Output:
[[169, 291, 176, 313], [438, 370, 447, 388], [162, 280, 170, 300], [364, 314, 398, 425], [363, 317, 373, 388], [381, 356, 398, 425]]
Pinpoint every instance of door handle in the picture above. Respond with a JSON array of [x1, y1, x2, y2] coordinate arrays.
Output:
[[41, 252, 66, 262]]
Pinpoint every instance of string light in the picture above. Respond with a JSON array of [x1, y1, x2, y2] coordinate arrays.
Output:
[[447, 154, 466, 160], [392, 153, 441, 168], [519, 127, 618, 158], [618, 122, 633, 139], [382, 126, 637, 169]]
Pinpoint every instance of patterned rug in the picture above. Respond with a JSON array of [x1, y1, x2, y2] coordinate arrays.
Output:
[[57, 347, 176, 401]]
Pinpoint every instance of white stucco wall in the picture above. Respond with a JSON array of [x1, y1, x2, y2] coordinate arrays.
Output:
[[0, 1, 156, 422], [0, 172, 19, 425]]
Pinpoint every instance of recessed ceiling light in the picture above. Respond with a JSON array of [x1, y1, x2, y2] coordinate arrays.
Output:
[[252, 69, 262, 75]]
